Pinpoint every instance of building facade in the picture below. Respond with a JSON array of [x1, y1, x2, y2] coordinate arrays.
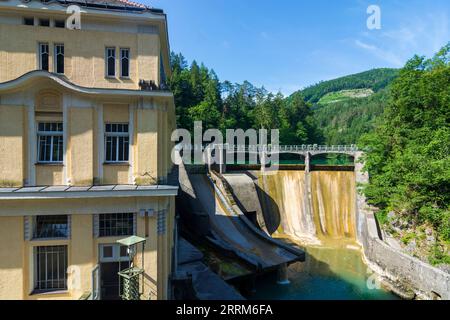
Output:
[[0, 0, 177, 300]]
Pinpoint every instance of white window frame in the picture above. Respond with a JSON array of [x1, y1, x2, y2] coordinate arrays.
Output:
[[105, 47, 116, 77], [54, 43, 64, 74], [38, 42, 49, 71], [120, 48, 130, 78], [104, 123, 129, 163], [99, 244, 130, 263], [37, 122, 64, 163]]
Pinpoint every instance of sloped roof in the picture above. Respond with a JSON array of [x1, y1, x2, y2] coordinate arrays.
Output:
[[22, 0, 164, 13]]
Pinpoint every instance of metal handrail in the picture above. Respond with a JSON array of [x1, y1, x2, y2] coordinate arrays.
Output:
[[178, 144, 358, 152]]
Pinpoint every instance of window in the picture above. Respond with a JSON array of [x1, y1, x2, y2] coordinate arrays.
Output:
[[34, 215, 68, 239], [23, 17, 34, 26], [38, 43, 49, 71], [35, 246, 67, 292], [99, 244, 130, 262], [54, 44, 64, 74], [39, 18, 50, 27], [120, 48, 130, 78], [99, 213, 134, 237], [105, 47, 116, 77], [37, 122, 63, 163], [54, 20, 65, 28], [105, 123, 129, 162]]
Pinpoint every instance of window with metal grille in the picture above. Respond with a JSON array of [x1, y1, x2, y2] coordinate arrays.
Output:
[[37, 122, 63, 163], [105, 47, 116, 77], [120, 48, 130, 78], [105, 123, 129, 162], [99, 213, 134, 237], [34, 215, 68, 239], [35, 245, 68, 292], [38, 43, 49, 71], [54, 43, 64, 74]]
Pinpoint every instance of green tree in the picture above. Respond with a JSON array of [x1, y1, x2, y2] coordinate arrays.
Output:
[[360, 44, 450, 253]]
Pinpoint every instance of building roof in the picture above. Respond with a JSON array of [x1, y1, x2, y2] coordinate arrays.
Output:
[[0, 184, 178, 199], [0, 70, 173, 98], [16, 0, 163, 14]]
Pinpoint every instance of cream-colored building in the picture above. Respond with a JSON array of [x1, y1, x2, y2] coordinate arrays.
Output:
[[0, 0, 177, 300]]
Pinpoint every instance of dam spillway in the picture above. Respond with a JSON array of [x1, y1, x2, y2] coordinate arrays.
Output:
[[255, 171, 357, 245]]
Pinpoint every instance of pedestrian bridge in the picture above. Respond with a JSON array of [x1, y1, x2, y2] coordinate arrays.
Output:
[[223, 144, 358, 157], [178, 144, 359, 173]]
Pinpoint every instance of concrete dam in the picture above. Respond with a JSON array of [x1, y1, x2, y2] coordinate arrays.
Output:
[[178, 162, 395, 299]]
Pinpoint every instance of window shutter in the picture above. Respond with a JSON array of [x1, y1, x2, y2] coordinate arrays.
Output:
[[157, 209, 166, 235], [67, 215, 71, 239], [24, 216, 32, 241], [133, 213, 137, 235], [93, 214, 99, 238]]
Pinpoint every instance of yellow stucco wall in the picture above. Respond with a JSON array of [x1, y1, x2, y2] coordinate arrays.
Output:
[[0, 217, 24, 299], [0, 24, 160, 89], [69, 107, 93, 186], [0, 105, 24, 186], [136, 108, 159, 184], [36, 164, 64, 186]]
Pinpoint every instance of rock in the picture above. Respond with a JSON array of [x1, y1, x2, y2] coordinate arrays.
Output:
[[426, 235, 435, 244], [387, 211, 396, 219], [425, 228, 433, 236], [437, 264, 450, 274], [381, 278, 416, 300], [405, 240, 417, 253]]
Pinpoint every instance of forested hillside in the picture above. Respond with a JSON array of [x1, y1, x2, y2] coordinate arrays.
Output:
[[299, 68, 399, 103], [289, 68, 399, 145], [313, 90, 389, 145]]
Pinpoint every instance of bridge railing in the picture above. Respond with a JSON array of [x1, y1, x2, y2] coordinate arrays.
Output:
[[176, 144, 358, 152]]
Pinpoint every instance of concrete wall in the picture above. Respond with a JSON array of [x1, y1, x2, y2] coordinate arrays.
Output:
[[355, 152, 450, 300]]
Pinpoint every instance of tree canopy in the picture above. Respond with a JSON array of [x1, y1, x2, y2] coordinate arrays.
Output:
[[360, 44, 450, 262]]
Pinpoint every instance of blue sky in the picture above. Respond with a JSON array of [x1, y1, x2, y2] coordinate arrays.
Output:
[[146, 0, 449, 95]]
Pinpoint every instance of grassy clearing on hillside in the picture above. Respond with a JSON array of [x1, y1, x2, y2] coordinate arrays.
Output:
[[318, 88, 374, 105]]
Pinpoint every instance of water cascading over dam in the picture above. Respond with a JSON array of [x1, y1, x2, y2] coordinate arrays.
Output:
[[256, 171, 357, 246]]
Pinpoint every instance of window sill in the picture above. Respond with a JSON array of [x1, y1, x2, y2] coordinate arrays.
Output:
[[103, 162, 130, 166], [30, 237, 69, 242], [31, 289, 68, 296], [120, 76, 131, 80], [105, 75, 116, 79], [35, 162, 64, 166]]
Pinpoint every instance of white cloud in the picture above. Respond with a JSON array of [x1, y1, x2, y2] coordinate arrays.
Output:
[[354, 40, 404, 67], [353, 10, 449, 68]]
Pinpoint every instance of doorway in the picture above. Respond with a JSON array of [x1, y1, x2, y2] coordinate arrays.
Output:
[[98, 244, 130, 300]]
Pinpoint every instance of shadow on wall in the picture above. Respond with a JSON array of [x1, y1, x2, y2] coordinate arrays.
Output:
[[252, 181, 281, 235]]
